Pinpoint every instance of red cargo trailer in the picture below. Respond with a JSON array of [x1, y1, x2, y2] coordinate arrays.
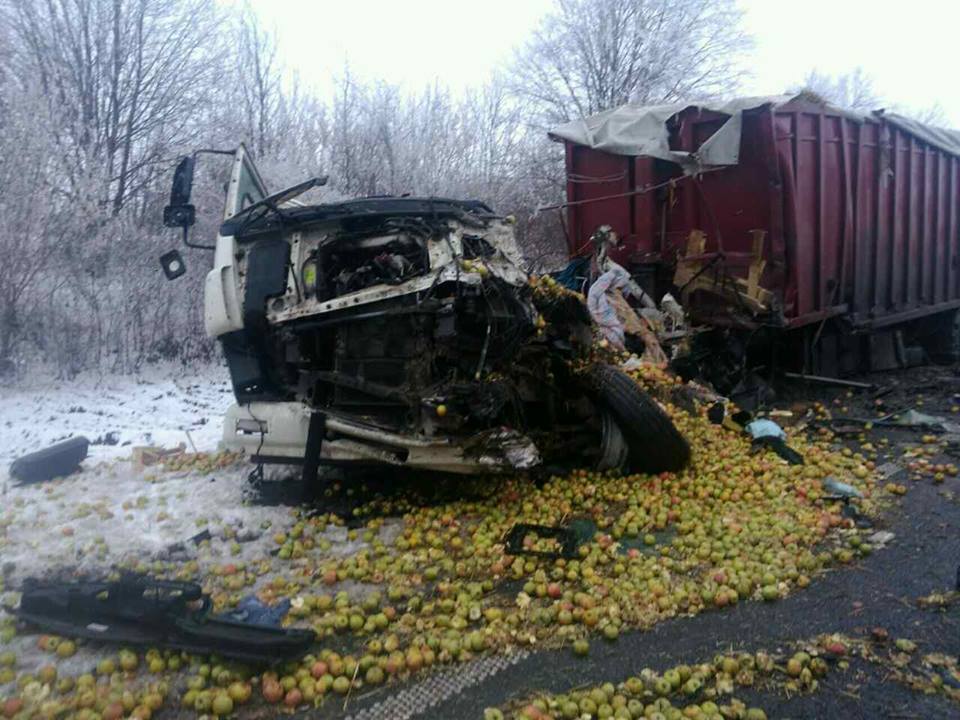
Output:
[[552, 96, 960, 372]]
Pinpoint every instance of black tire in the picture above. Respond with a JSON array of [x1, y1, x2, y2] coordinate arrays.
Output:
[[9, 436, 89, 484], [589, 364, 690, 474]]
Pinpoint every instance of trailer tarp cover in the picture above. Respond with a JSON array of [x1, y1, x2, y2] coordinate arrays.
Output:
[[548, 94, 869, 173], [881, 112, 960, 159]]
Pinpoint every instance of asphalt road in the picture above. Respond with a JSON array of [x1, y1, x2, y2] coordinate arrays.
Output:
[[333, 366, 960, 720]]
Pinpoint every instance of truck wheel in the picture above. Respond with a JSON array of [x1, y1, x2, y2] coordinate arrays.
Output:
[[597, 410, 629, 472], [589, 364, 691, 474]]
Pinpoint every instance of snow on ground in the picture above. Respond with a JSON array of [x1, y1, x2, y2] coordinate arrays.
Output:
[[0, 363, 311, 583], [0, 461, 295, 584], [0, 364, 380, 683], [0, 362, 234, 471]]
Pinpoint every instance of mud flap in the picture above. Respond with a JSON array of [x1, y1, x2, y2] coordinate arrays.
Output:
[[301, 411, 325, 484]]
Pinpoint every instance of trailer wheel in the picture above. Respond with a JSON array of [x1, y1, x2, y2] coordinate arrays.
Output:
[[589, 364, 691, 474], [918, 309, 960, 364]]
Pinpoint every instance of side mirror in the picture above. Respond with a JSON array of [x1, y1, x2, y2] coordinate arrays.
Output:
[[159, 249, 187, 280], [162, 156, 196, 230]]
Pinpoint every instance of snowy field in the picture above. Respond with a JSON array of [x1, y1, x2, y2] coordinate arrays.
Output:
[[0, 363, 234, 470], [0, 365, 373, 684], [0, 364, 293, 581]]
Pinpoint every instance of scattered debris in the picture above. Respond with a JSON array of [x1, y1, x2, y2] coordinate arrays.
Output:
[[867, 530, 895, 548], [746, 419, 804, 465], [823, 477, 864, 500], [503, 523, 580, 560], [916, 591, 958, 609], [781, 372, 875, 390], [220, 596, 291, 627], [753, 435, 804, 465], [13, 575, 314, 663], [131, 443, 186, 469], [745, 418, 786, 441], [161, 529, 214, 559], [8, 436, 89, 484], [881, 409, 960, 434], [841, 504, 873, 528], [875, 461, 902, 478], [90, 431, 120, 446], [707, 401, 726, 424]]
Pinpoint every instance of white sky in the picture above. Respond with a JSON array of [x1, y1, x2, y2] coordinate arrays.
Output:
[[242, 0, 960, 125]]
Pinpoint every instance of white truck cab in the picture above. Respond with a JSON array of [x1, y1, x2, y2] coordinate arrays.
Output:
[[160, 147, 689, 480]]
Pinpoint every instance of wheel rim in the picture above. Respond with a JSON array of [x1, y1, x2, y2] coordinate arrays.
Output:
[[598, 411, 629, 471]]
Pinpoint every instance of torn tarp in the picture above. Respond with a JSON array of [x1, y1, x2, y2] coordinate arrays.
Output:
[[588, 267, 632, 350], [549, 95, 867, 174]]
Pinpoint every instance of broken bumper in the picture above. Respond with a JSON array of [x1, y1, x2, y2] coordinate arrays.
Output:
[[221, 402, 540, 475]]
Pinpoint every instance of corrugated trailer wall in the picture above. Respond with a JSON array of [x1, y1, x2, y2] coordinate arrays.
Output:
[[770, 104, 960, 328], [563, 100, 960, 332]]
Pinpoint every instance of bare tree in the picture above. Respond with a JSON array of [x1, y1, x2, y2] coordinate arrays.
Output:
[[2, 0, 227, 212], [911, 103, 949, 126], [510, 0, 752, 127], [792, 67, 881, 111], [234, 3, 283, 158], [0, 0, 761, 376], [0, 0, 229, 375]]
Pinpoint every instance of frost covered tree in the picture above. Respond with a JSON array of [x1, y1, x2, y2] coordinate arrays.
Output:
[[0, 0, 227, 375], [510, 0, 752, 126], [2, 0, 227, 213], [0, 0, 756, 375], [793, 67, 882, 111], [792, 68, 955, 128]]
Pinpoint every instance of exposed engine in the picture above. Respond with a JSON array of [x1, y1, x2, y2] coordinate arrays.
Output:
[[227, 203, 583, 455]]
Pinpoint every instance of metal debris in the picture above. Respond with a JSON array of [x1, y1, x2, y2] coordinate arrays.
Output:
[[503, 523, 579, 560]]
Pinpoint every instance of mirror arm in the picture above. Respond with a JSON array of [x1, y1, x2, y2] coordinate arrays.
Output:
[[181, 225, 215, 251]]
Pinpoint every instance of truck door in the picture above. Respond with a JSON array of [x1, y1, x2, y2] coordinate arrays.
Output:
[[224, 144, 268, 220], [204, 145, 268, 338]]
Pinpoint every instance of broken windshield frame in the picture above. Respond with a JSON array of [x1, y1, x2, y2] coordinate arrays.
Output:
[[222, 196, 498, 240], [220, 176, 327, 237]]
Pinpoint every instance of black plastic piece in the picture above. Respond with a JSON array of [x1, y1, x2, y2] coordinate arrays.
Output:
[[219, 330, 275, 402], [217, 237, 292, 402], [163, 156, 196, 230], [752, 436, 804, 465], [9, 436, 89, 484], [503, 523, 579, 560], [301, 412, 325, 483], [707, 402, 725, 424], [14, 576, 314, 664], [159, 249, 187, 280], [242, 237, 290, 331]]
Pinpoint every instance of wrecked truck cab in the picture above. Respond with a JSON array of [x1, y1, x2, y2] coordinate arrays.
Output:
[[186, 146, 688, 476]]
